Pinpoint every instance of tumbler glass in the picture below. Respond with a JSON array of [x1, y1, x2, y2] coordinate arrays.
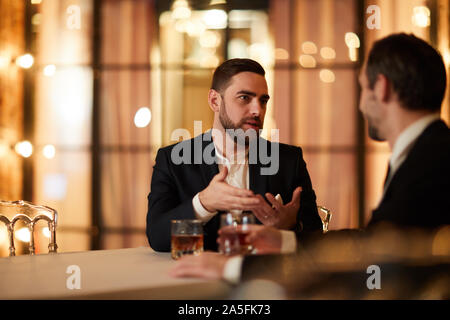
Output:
[[171, 219, 204, 260]]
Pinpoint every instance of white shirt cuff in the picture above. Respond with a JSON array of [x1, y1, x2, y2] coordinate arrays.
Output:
[[192, 193, 218, 223], [222, 256, 244, 284], [280, 230, 297, 253]]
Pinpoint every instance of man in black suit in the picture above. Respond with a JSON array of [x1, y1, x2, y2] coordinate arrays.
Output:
[[360, 34, 449, 229], [147, 58, 322, 252], [170, 33, 450, 284]]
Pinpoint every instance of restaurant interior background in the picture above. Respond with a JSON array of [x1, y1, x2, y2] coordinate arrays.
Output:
[[0, 0, 449, 257]]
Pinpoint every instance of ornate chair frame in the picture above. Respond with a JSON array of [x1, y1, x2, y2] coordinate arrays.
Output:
[[317, 205, 332, 233], [0, 200, 58, 256]]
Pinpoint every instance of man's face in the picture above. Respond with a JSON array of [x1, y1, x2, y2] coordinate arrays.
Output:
[[218, 72, 269, 137], [358, 67, 386, 142]]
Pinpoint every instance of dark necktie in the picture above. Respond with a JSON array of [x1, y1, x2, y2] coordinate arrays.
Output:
[[383, 164, 391, 189]]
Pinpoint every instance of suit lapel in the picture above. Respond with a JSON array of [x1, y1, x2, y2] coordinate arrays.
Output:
[[199, 131, 219, 187], [376, 120, 445, 209], [249, 138, 268, 196], [370, 120, 448, 225], [249, 162, 267, 196]]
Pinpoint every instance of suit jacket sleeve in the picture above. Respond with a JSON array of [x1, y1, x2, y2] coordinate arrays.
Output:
[[240, 229, 363, 282], [146, 148, 195, 252], [294, 147, 323, 234]]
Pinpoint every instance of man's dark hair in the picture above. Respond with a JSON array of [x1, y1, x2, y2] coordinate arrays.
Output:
[[211, 58, 265, 93], [366, 33, 447, 112]]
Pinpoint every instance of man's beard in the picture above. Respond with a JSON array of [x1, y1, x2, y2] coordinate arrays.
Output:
[[219, 100, 262, 145], [363, 95, 385, 142]]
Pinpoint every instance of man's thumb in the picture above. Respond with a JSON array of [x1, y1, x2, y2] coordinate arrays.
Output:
[[215, 166, 228, 181], [292, 186, 302, 204]]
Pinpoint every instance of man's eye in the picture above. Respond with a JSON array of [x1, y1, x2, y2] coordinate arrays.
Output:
[[238, 95, 249, 101]]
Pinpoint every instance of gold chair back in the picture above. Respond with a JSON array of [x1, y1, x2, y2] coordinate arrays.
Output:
[[0, 200, 57, 256], [317, 205, 332, 233]]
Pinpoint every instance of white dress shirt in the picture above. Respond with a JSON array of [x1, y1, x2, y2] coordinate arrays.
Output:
[[192, 143, 249, 222]]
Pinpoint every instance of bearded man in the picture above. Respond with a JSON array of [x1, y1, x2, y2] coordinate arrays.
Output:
[[146, 58, 322, 251]]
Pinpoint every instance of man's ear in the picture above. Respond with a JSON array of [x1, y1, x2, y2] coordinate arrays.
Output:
[[373, 74, 391, 103], [208, 89, 221, 112]]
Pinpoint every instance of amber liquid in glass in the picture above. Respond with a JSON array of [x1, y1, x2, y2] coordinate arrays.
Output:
[[219, 228, 252, 255], [171, 234, 204, 260]]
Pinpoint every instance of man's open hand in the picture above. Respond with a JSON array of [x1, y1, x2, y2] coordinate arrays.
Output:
[[252, 187, 302, 230], [199, 167, 261, 212]]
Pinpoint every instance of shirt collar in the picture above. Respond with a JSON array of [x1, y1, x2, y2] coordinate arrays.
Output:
[[214, 143, 248, 166], [390, 113, 440, 167], [210, 130, 248, 166]]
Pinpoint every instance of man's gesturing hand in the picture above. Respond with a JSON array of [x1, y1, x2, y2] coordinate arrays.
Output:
[[198, 167, 260, 212], [252, 187, 302, 230]]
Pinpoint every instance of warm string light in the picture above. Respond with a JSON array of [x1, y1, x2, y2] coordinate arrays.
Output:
[[345, 32, 360, 62], [320, 47, 336, 60], [171, 0, 192, 20], [43, 64, 56, 77], [134, 107, 152, 128], [302, 42, 317, 55], [169, 0, 228, 35], [15, 141, 33, 158], [15, 228, 31, 243], [1, 53, 59, 76], [320, 69, 336, 83], [1, 104, 151, 159], [274, 48, 289, 60], [164, 6, 255, 69], [199, 31, 221, 48], [0, 54, 57, 73], [31, 13, 41, 26], [185, 18, 206, 37], [43, 144, 56, 159], [299, 55, 316, 68], [0, 141, 58, 159], [16, 54, 34, 69], [202, 9, 227, 29], [299, 41, 338, 83], [412, 6, 430, 28], [14, 227, 51, 243], [0, 54, 56, 73]]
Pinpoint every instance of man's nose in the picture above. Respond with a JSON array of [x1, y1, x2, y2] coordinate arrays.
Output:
[[249, 100, 263, 116]]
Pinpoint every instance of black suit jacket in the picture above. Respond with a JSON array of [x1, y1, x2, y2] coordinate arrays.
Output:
[[368, 119, 450, 228], [146, 131, 322, 251]]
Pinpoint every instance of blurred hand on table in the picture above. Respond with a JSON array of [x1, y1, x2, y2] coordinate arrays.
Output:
[[222, 225, 283, 255], [169, 252, 231, 280]]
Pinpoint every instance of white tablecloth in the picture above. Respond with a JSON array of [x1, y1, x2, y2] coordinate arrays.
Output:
[[0, 247, 231, 299]]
